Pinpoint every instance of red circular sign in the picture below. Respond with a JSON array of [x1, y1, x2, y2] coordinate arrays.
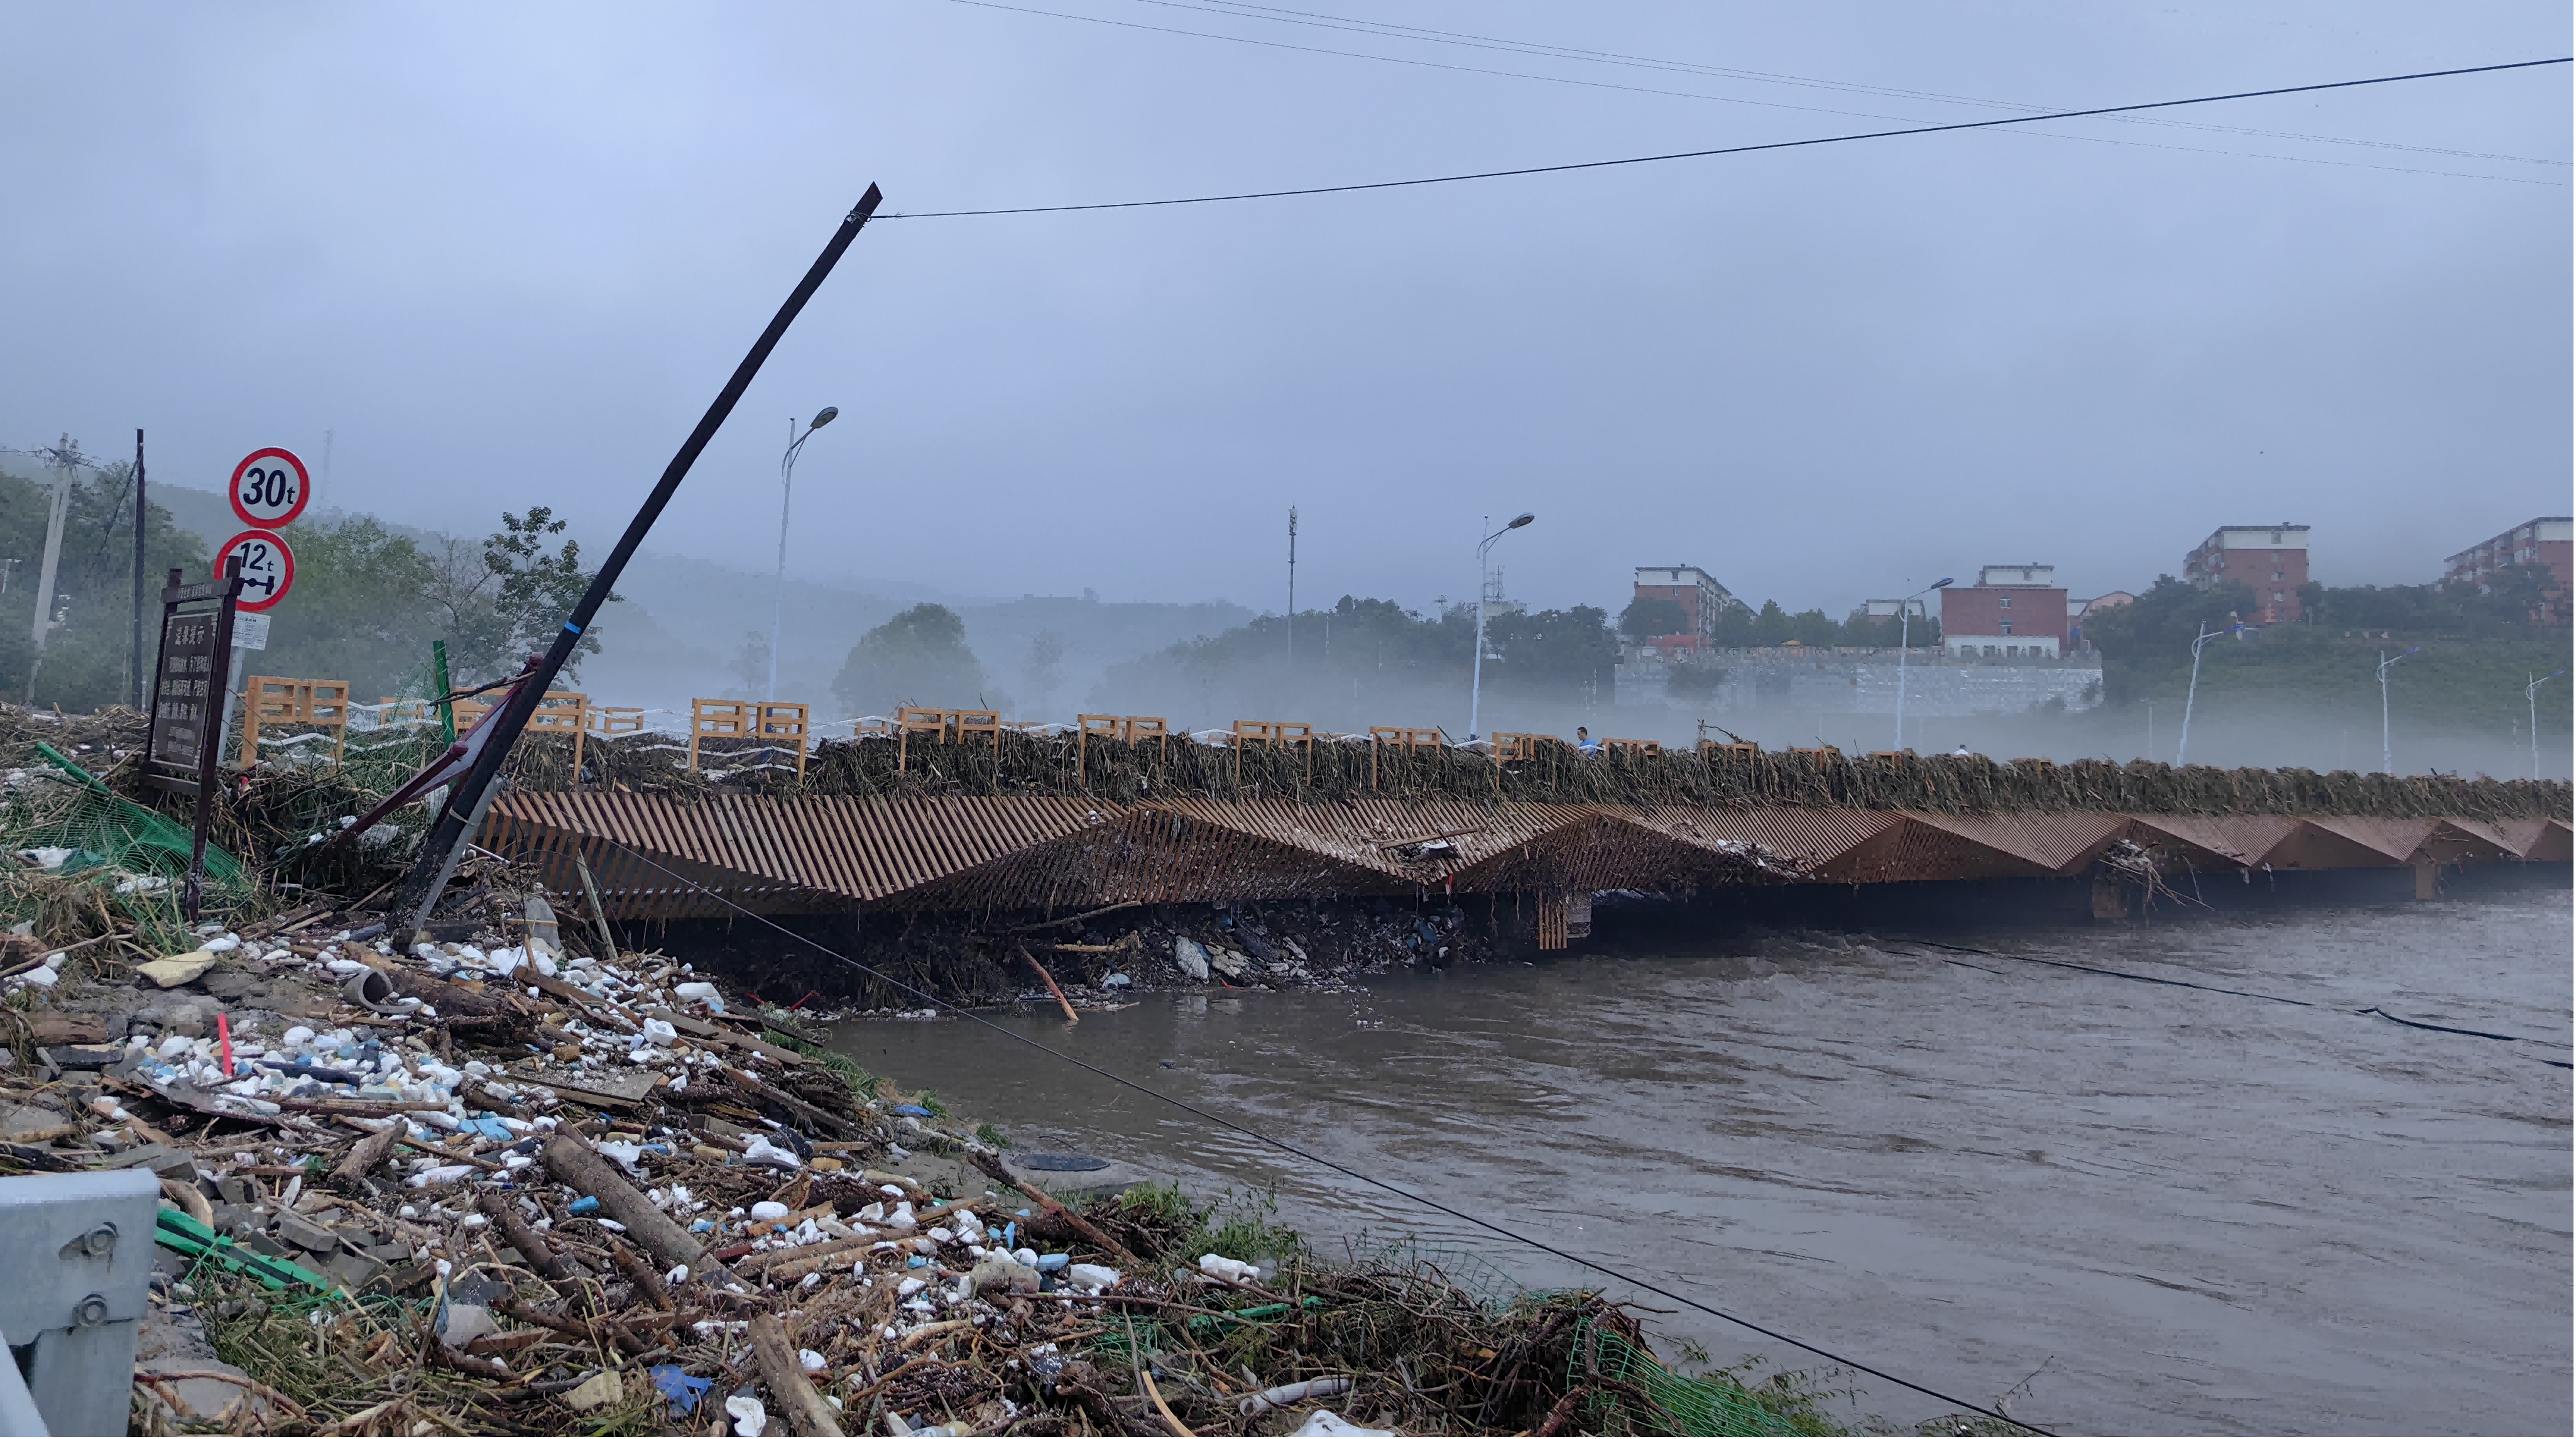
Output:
[[228, 447, 311, 529], [215, 529, 297, 612]]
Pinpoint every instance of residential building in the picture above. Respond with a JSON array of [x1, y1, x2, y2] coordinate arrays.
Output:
[[2185, 524, 2310, 625], [1630, 565, 1735, 647], [2444, 517, 2572, 621], [1940, 564, 2069, 657]]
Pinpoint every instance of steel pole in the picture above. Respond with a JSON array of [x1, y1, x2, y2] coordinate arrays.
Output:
[[1469, 559, 1488, 740], [767, 420, 802, 703], [1894, 608, 1910, 751], [2379, 652, 2393, 775], [1285, 505, 1296, 682], [131, 428, 146, 711], [2531, 674, 2541, 781], [395, 184, 883, 939], [2176, 624, 2214, 767]]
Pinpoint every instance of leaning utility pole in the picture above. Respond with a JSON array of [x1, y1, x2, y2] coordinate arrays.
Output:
[[393, 185, 885, 941], [131, 428, 147, 710], [1285, 505, 1297, 677], [30, 437, 75, 651]]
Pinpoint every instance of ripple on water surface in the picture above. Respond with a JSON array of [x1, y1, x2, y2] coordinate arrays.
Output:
[[829, 882, 2571, 1436]]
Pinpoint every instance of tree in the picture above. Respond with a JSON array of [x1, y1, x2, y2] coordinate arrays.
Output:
[[410, 508, 616, 686], [1749, 599, 1792, 647], [1022, 630, 1066, 714], [1784, 607, 1840, 647], [2081, 574, 2259, 698], [832, 603, 990, 714], [729, 632, 771, 698], [0, 459, 209, 711], [257, 516, 444, 701], [1485, 606, 1618, 700], [1618, 595, 1690, 640]]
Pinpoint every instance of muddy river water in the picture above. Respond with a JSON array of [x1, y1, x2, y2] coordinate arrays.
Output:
[[827, 878, 2570, 1435]]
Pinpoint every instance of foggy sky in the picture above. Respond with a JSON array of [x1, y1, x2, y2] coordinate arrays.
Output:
[[4, 2, 2567, 627]]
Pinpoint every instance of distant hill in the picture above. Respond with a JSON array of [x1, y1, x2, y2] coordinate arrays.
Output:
[[150, 483, 1255, 721]]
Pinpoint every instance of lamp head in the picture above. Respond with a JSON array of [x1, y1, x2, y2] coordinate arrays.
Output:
[[809, 406, 840, 429], [1933, 577, 1953, 588], [1507, 513, 1535, 529]]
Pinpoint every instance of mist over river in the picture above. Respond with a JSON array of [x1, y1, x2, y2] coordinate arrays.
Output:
[[828, 875, 2570, 1435]]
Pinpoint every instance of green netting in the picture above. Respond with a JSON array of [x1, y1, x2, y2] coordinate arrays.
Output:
[[1568, 1318, 1817, 1436], [4, 743, 249, 944], [1345, 1238, 1528, 1310]]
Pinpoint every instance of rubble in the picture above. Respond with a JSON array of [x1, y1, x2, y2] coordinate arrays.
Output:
[[0, 872, 1882, 1437]]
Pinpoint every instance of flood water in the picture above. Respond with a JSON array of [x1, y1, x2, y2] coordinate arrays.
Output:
[[824, 877, 2571, 1435]]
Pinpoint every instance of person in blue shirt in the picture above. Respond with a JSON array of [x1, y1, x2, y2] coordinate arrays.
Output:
[[1576, 726, 1601, 756]]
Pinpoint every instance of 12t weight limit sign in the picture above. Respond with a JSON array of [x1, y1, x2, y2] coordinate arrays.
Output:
[[229, 447, 312, 529], [214, 530, 296, 613]]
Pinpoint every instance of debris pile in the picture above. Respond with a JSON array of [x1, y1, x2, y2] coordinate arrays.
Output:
[[692, 899, 1497, 1012], [0, 875, 1871, 1436]]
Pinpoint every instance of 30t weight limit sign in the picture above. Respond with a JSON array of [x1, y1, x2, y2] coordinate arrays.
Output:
[[229, 447, 312, 529], [214, 530, 296, 612]]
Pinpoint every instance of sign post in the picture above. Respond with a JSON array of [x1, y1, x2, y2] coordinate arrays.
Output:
[[142, 562, 244, 919]]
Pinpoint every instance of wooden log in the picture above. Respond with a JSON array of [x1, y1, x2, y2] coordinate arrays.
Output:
[[476, 1191, 570, 1285], [540, 1134, 736, 1287], [753, 1238, 873, 1284], [610, 1237, 674, 1310], [719, 1064, 861, 1141], [386, 968, 525, 1019], [327, 1124, 401, 1188], [1014, 942, 1081, 1024], [749, 1311, 844, 1437]]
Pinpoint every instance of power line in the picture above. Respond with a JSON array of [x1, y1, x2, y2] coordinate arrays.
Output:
[[570, 833, 2048, 1431], [1906, 938, 2573, 1066], [880, 55, 2573, 219], [1122, 0, 2571, 169]]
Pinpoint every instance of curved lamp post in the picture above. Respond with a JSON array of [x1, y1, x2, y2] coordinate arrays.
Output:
[[1468, 513, 1534, 741], [2531, 669, 2566, 781], [768, 406, 838, 701], [2174, 620, 2247, 767], [2375, 646, 2420, 775], [1892, 577, 1952, 752]]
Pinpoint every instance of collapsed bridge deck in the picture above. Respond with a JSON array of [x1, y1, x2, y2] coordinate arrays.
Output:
[[478, 790, 2572, 926]]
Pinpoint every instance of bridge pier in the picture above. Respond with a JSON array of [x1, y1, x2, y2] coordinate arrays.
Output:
[[2089, 872, 2134, 921], [2413, 856, 2440, 900]]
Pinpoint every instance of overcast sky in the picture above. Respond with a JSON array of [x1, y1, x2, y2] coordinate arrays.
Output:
[[4, 2, 2567, 621]]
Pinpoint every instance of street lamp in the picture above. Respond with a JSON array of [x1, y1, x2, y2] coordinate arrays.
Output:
[[1468, 513, 1534, 740], [2376, 646, 2421, 775], [2530, 670, 2565, 781], [1892, 577, 1952, 752], [768, 406, 839, 702], [2173, 619, 2247, 767]]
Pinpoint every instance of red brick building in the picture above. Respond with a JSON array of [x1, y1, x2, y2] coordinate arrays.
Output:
[[1630, 566, 1735, 647], [2185, 524, 2310, 625], [2445, 517, 2572, 621], [1940, 565, 2070, 657]]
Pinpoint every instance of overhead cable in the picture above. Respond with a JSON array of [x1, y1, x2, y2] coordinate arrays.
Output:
[[879, 55, 2573, 217], [1114, 0, 2572, 169], [1905, 938, 2572, 1066]]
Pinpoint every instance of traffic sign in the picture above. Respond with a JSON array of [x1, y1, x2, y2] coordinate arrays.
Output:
[[229, 447, 311, 529], [214, 529, 296, 612]]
